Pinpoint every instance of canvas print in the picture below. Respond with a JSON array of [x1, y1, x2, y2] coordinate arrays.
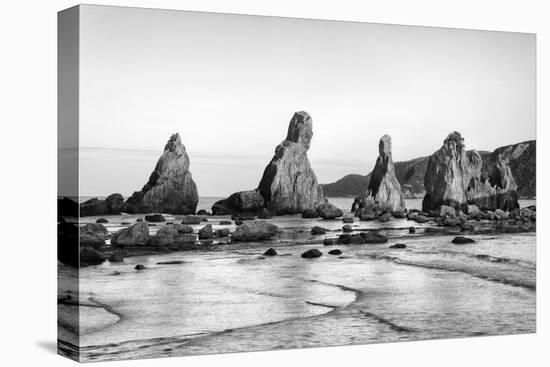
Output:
[[57, 5, 536, 362]]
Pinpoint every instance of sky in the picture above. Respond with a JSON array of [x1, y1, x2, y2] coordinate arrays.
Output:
[[77, 5, 536, 197]]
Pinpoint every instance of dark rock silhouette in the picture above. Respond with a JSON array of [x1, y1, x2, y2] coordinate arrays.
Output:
[[422, 132, 518, 211], [258, 112, 324, 215], [124, 133, 198, 214]]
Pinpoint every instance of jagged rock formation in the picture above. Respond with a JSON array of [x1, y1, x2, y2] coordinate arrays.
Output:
[[422, 132, 518, 211], [211, 190, 265, 215], [258, 111, 324, 215], [322, 140, 535, 199], [355, 135, 405, 213], [124, 133, 198, 214]]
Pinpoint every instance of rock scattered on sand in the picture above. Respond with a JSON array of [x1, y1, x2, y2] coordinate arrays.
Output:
[[214, 228, 231, 237], [263, 248, 278, 256], [80, 247, 105, 266], [219, 220, 232, 225], [342, 217, 354, 223], [361, 232, 389, 244], [79, 193, 125, 217], [311, 226, 327, 235], [157, 260, 185, 265], [409, 227, 416, 233], [181, 215, 203, 225], [301, 249, 323, 258], [79, 231, 105, 249], [451, 236, 475, 244], [323, 238, 336, 246], [316, 202, 343, 219], [328, 249, 342, 255], [302, 208, 320, 218], [389, 243, 407, 249], [258, 111, 324, 215], [145, 214, 165, 223], [96, 218, 109, 224], [379, 212, 392, 222], [231, 220, 279, 242], [124, 133, 198, 214], [134, 264, 146, 270], [174, 224, 193, 233], [196, 210, 210, 216], [342, 224, 353, 233], [111, 222, 150, 246], [198, 224, 213, 239], [109, 251, 125, 262]]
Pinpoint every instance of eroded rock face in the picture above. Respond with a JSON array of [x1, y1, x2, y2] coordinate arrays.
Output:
[[258, 112, 324, 215], [124, 133, 198, 214], [422, 132, 518, 212], [353, 135, 405, 216], [211, 190, 265, 215], [231, 220, 279, 241], [111, 222, 150, 246]]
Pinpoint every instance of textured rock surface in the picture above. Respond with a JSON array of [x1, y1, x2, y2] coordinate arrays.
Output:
[[231, 220, 279, 241], [422, 132, 518, 211], [111, 222, 150, 246], [211, 190, 265, 215], [316, 202, 343, 219], [366, 135, 406, 211], [258, 112, 324, 214], [124, 133, 198, 214], [79, 194, 124, 217]]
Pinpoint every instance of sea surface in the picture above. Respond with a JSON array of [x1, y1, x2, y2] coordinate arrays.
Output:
[[59, 198, 536, 361]]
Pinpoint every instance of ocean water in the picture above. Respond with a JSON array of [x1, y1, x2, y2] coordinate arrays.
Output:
[[60, 198, 536, 361]]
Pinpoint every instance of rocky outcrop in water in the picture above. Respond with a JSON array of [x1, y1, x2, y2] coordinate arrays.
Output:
[[124, 133, 198, 214], [258, 112, 324, 215], [353, 135, 406, 215], [79, 193, 125, 217], [211, 190, 265, 216], [422, 132, 518, 211]]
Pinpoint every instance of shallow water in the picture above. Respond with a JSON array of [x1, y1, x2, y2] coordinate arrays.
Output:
[[60, 198, 536, 361]]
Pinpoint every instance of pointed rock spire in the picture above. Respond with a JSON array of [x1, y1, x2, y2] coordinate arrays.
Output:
[[258, 111, 324, 215], [124, 133, 199, 214]]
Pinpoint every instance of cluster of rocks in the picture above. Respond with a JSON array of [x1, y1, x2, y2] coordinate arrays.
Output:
[[423, 132, 519, 212]]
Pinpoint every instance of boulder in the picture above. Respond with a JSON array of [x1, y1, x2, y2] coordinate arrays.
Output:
[[451, 236, 475, 244], [211, 190, 265, 216], [436, 205, 456, 218], [263, 248, 278, 256], [173, 233, 197, 245], [135, 264, 146, 270], [214, 228, 231, 237], [111, 222, 150, 246], [328, 249, 342, 255], [342, 224, 353, 232], [323, 238, 336, 246], [198, 224, 213, 239], [148, 226, 179, 246], [173, 224, 193, 233], [145, 214, 165, 223], [379, 212, 392, 222], [342, 217, 354, 223], [124, 133, 198, 214], [231, 220, 279, 241], [109, 251, 125, 262], [79, 231, 105, 249], [219, 220, 232, 225], [96, 218, 109, 224], [180, 215, 203, 225], [302, 208, 320, 218], [360, 232, 388, 244], [79, 193, 125, 217], [466, 205, 481, 219], [82, 223, 109, 237], [301, 249, 323, 258], [258, 111, 324, 214], [495, 209, 509, 220], [337, 234, 352, 244], [316, 202, 343, 219], [409, 226, 416, 233], [423, 132, 518, 211], [80, 247, 105, 266], [389, 243, 407, 249], [391, 210, 405, 218], [311, 226, 327, 235], [196, 209, 211, 216], [414, 215, 428, 223]]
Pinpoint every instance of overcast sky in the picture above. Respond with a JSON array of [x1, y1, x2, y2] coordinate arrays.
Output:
[[78, 5, 535, 197]]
